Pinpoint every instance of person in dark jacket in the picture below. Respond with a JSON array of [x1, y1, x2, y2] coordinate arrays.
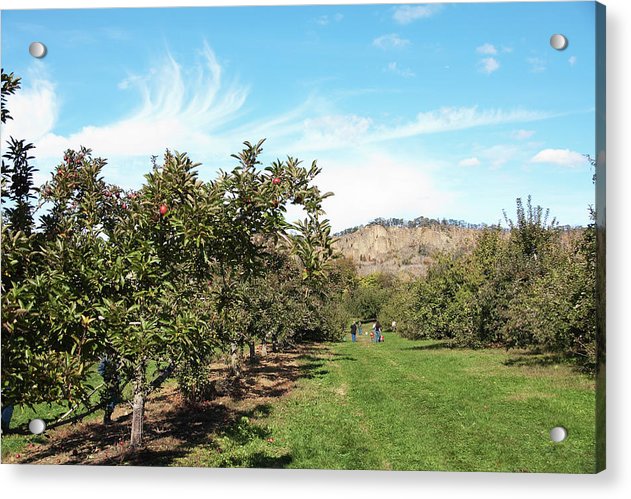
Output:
[[374, 321, 383, 343], [98, 354, 122, 424]]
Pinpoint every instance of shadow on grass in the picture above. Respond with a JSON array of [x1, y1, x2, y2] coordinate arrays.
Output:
[[16, 344, 330, 467], [301, 369, 329, 379], [329, 354, 357, 362], [503, 352, 568, 368], [247, 452, 293, 468], [400, 342, 450, 351]]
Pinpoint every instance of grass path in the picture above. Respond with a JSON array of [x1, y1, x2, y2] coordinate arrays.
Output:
[[3, 334, 596, 472], [178, 333, 596, 472]]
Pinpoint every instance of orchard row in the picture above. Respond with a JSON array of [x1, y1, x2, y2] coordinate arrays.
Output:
[[2, 70, 347, 446]]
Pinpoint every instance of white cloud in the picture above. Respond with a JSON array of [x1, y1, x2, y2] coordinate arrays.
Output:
[[3, 41, 559, 226], [479, 57, 500, 74], [5, 44, 553, 178], [458, 157, 480, 167], [531, 148, 588, 167], [315, 13, 344, 26], [384, 62, 415, 78], [373, 34, 410, 50], [479, 144, 519, 167], [287, 106, 552, 152], [291, 114, 373, 151], [315, 150, 453, 232], [476, 43, 497, 55], [568, 55, 577, 66], [13, 42, 249, 165], [392, 5, 441, 24], [512, 129, 535, 140], [369, 106, 550, 144], [1, 62, 59, 144], [527, 57, 546, 73]]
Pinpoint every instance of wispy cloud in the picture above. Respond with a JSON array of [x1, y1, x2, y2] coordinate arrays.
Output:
[[373, 33, 410, 50], [292, 106, 553, 151], [476, 43, 497, 55], [384, 62, 415, 78], [512, 129, 535, 140], [531, 148, 588, 167], [291, 114, 373, 152], [315, 13, 344, 26], [475, 43, 512, 74], [11, 42, 250, 167], [384, 107, 548, 143], [527, 57, 546, 73], [4, 42, 559, 226], [392, 4, 442, 24], [479, 144, 519, 168], [390, 107, 546, 138], [479, 57, 500, 74], [458, 157, 480, 167], [568, 55, 577, 66]]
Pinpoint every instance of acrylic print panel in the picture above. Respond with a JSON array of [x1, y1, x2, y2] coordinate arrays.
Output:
[[0, 2, 605, 473]]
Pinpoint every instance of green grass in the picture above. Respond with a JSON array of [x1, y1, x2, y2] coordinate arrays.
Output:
[[176, 333, 596, 473]]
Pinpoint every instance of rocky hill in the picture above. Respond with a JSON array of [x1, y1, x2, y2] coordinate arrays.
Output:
[[333, 224, 479, 278]]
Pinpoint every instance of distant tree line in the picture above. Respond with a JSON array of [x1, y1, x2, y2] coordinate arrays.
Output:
[[335, 214, 579, 237]]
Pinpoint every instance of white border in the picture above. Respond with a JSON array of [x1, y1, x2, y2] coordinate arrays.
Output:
[[1, 1, 629, 498]]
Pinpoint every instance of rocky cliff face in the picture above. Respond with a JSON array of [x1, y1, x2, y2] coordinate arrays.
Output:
[[333, 224, 478, 277]]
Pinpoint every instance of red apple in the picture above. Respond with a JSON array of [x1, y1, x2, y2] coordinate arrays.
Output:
[[159, 204, 168, 216], [272, 177, 281, 185]]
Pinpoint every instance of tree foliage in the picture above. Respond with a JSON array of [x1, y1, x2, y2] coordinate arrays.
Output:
[[1, 69, 342, 446], [397, 198, 596, 370]]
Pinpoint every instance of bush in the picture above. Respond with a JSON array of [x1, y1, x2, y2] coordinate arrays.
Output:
[[395, 198, 596, 371]]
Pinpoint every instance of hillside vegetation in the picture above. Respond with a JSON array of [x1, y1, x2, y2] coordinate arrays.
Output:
[[334, 218, 583, 279]]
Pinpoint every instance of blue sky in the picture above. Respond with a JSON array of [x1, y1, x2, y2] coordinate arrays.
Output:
[[1, 2, 598, 231]]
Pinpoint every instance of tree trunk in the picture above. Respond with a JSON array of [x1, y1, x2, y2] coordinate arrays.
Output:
[[229, 341, 241, 378], [130, 362, 146, 448], [248, 341, 257, 363], [261, 337, 268, 357]]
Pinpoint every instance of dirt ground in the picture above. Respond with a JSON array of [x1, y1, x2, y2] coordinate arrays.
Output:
[[5, 343, 328, 466]]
